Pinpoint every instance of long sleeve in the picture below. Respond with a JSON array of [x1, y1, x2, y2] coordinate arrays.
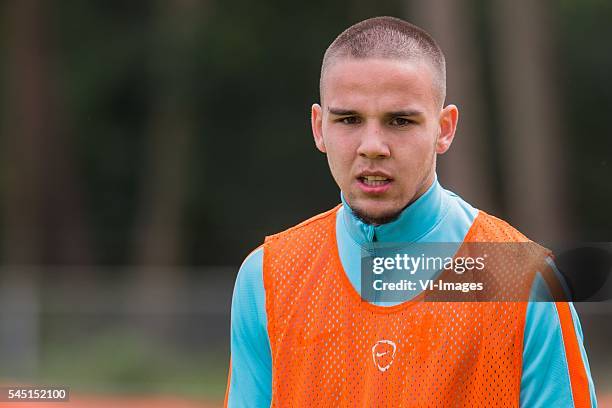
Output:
[[225, 247, 273, 407], [521, 272, 597, 407]]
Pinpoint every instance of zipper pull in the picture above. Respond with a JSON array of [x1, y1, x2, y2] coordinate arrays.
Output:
[[366, 225, 376, 242]]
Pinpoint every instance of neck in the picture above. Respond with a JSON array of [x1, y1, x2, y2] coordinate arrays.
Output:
[[340, 175, 448, 245]]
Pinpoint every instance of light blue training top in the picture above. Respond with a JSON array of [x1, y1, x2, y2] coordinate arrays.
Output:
[[227, 177, 597, 407]]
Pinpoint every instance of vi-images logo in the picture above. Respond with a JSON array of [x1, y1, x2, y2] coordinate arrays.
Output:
[[371, 339, 397, 372]]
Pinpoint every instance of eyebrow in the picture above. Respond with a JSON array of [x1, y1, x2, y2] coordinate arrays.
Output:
[[328, 108, 358, 116], [386, 110, 424, 117], [327, 107, 424, 117]]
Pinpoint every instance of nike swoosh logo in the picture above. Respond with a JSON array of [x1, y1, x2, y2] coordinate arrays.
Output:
[[376, 352, 388, 357]]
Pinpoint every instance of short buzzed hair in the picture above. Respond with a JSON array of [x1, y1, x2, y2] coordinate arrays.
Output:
[[320, 16, 446, 106]]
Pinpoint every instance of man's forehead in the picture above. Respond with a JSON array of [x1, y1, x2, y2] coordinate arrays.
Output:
[[322, 57, 438, 110]]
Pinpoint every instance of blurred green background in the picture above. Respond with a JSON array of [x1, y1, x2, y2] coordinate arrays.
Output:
[[0, 0, 610, 405]]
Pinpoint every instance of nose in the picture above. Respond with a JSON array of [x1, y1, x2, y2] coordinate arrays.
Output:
[[357, 124, 390, 159]]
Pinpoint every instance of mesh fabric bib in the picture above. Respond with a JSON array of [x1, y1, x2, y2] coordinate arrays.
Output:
[[263, 207, 542, 407]]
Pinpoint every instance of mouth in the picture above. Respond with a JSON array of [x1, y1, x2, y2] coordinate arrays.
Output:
[[359, 175, 392, 187], [356, 173, 393, 193]]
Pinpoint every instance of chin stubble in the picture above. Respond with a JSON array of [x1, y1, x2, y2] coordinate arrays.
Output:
[[351, 206, 403, 226]]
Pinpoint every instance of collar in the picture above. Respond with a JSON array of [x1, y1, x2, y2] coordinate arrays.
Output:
[[340, 175, 449, 246]]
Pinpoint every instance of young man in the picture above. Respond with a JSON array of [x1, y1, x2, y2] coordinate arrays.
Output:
[[225, 17, 597, 407]]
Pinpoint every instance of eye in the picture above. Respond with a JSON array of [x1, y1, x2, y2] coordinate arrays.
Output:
[[339, 116, 361, 125], [390, 117, 413, 127]]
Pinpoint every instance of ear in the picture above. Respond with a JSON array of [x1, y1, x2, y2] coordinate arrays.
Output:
[[311, 103, 326, 153], [436, 104, 459, 154]]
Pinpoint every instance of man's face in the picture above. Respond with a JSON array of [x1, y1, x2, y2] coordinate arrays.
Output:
[[312, 58, 458, 224]]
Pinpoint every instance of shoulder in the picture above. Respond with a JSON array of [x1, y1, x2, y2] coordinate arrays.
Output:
[[231, 246, 269, 347], [232, 246, 266, 323], [234, 246, 264, 295], [264, 204, 341, 244], [439, 183, 533, 242], [466, 210, 534, 243]]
